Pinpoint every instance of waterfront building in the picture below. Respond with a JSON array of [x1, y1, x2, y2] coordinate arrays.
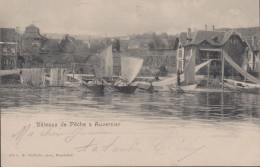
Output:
[[22, 24, 48, 48], [176, 26, 247, 77], [0, 28, 19, 69]]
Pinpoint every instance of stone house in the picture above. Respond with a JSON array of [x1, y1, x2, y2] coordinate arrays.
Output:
[[22, 24, 48, 48], [0, 28, 19, 69]]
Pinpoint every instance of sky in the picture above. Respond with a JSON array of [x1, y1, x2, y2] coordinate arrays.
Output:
[[0, 0, 259, 36]]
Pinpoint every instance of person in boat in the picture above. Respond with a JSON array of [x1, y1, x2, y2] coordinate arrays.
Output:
[[154, 73, 159, 81], [177, 69, 182, 87]]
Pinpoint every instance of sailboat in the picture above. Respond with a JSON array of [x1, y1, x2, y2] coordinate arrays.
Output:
[[221, 50, 260, 93], [84, 45, 113, 92], [113, 56, 143, 93], [134, 58, 212, 92], [168, 51, 197, 93]]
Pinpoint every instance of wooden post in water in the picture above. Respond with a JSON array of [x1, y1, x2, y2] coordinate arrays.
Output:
[[73, 63, 75, 80], [221, 50, 224, 90]]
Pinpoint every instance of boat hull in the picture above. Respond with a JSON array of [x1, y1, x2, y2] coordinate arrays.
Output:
[[114, 85, 137, 93], [168, 84, 198, 93], [84, 84, 105, 93], [223, 80, 260, 94]]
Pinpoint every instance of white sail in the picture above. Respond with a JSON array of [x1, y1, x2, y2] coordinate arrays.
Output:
[[50, 68, 67, 86], [92, 45, 113, 79], [104, 45, 113, 77], [184, 51, 195, 85], [153, 59, 212, 87], [223, 50, 260, 84], [195, 59, 212, 73], [121, 56, 143, 83]]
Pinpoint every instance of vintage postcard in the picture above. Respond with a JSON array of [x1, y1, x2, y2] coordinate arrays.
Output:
[[1, 0, 260, 166]]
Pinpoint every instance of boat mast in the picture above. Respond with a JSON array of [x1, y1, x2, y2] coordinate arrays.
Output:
[[102, 35, 107, 82], [221, 49, 224, 90]]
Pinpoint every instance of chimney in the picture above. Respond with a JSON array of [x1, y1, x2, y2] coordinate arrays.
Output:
[[205, 24, 207, 31], [15, 27, 20, 34], [213, 25, 215, 31], [188, 28, 191, 39], [252, 35, 256, 47]]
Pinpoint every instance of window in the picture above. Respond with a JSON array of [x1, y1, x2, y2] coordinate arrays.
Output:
[[179, 49, 182, 58], [178, 61, 183, 70]]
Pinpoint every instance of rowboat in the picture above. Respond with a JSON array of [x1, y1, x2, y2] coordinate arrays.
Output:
[[168, 84, 198, 93], [223, 79, 260, 94], [83, 80, 105, 93]]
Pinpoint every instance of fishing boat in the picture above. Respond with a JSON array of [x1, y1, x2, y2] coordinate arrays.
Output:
[[113, 56, 143, 93], [223, 79, 260, 94], [167, 51, 197, 93], [83, 45, 113, 92], [168, 84, 197, 93], [134, 59, 212, 92], [221, 50, 260, 93], [84, 80, 105, 93]]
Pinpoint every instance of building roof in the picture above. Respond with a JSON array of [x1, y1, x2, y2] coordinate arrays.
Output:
[[187, 30, 225, 46], [181, 29, 241, 47], [22, 24, 48, 40], [216, 27, 260, 40], [0, 28, 18, 42], [22, 33, 45, 39], [233, 27, 259, 39]]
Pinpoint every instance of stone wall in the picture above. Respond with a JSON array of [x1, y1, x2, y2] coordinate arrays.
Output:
[[60, 49, 177, 76], [112, 49, 177, 76]]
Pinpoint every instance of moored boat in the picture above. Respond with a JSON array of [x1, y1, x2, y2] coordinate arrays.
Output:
[[168, 84, 198, 93], [223, 79, 260, 94], [113, 56, 144, 93], [167, 50, 197, 93], [220, 51, 260, 93], [83, 80, 105, 93], [84, 45, 113, 93], [114, 85, 137, 93]]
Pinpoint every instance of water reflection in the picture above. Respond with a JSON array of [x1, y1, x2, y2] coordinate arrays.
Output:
[[1, 86, 260, 125]]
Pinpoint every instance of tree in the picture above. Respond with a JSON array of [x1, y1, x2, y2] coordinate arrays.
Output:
[[158, 65, 167, 76], [152, 33, 164, 49], [148, 41, 155, 50]]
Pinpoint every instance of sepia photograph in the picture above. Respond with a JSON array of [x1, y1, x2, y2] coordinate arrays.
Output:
[[0, 0, 260, 166]]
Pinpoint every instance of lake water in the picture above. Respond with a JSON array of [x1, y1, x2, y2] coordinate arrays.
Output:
[[1, 86, 260, 166]]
